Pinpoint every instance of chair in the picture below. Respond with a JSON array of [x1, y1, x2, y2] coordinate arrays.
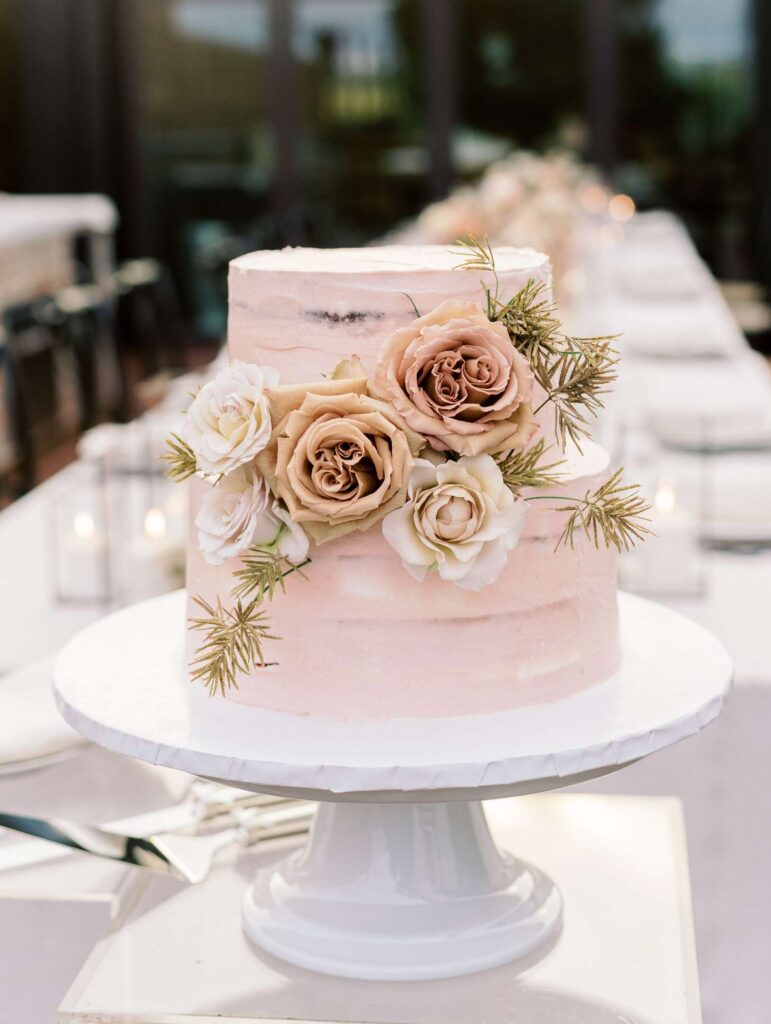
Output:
[[0, 337, 34, 498], [113, 259, 183, 377], [54, 284, 125, 429]]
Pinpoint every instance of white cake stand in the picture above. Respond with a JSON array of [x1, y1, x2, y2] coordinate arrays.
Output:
[[54, 590, 730, 982]]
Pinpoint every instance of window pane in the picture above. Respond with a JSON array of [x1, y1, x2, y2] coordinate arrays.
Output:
[[618, 0, 753, 276], [293, 0, 427, 243], [0, 0, 21, 190], [134, 0, 271, 334], [457, 0, 587, 158]]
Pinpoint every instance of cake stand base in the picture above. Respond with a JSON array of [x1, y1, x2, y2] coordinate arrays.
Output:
[[243, 800, 560, 981]]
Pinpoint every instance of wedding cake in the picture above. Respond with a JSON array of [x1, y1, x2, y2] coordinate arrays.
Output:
[[169, 245, 648, 719]]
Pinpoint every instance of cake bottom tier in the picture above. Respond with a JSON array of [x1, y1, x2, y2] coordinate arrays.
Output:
[[185, 528, 620, 720]]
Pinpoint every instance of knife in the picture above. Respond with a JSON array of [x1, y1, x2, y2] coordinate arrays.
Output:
[[0, 783, 302, 874], [0, 802, 313, 883]]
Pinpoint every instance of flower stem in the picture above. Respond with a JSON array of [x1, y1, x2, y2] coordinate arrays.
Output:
[[524, 494, 580, 503], [281, 558, 312, 579]]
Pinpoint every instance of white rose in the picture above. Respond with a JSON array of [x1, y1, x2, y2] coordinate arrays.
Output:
[[184, 361, 278, 476], [196, 466, 308, 567], [382, 454, 526, 591], [264, 501, 311, 566]]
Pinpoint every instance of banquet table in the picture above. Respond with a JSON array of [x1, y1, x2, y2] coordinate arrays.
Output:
[[0, 436, 768, 1024], [0, 210, 769, 1022]]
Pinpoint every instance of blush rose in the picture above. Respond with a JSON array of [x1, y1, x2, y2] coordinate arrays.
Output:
[[374, 299, 535, 456]]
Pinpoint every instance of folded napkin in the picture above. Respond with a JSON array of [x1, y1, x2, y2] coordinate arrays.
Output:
[[619, 299, 740, 358], [0, 657, 84, 771], [617, 353, 771, 450], [616, 249, 708, 300]]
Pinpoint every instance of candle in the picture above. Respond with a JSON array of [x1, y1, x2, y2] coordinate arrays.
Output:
[[630, 479, 701, 595], [58, 510, 110, 601], [127, 505, 184, 599], [144, 506, 167, 541]]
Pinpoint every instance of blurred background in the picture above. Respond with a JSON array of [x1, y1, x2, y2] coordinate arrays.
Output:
[[1, 0, 769, 340], [1, 3, 770, 1023]]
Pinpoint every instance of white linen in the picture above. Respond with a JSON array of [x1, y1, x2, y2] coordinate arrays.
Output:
[[0, 658, 83, 769]]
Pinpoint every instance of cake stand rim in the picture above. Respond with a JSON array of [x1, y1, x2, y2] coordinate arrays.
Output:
[[53, 590, 732, 800]]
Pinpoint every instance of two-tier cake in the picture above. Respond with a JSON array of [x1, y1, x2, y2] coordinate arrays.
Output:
[[170, 245, 647, 720]]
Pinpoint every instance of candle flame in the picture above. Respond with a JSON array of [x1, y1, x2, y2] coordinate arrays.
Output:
[[654, 480, 677, 514], [144, 506, 167, 540], [73, 511, 96, 540]]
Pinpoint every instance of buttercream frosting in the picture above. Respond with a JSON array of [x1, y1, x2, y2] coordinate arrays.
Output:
[[185, 246, 620, 719]]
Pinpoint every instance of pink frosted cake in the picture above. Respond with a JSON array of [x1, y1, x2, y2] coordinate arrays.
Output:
[[171, 245, 646, 720]]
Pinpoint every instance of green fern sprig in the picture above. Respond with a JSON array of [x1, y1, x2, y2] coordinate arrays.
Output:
[[231, 549, 311, 602], [490, 278, 620, 451], [452, 234, 496, 273], [544, 468, 653, 552], [497, 439, 565, 494], [161, 433, 198, 482], [189, 596, 279, 697], [451, 251, 621, 448], [452, 234, 499, 315], [533, 337, 620, 450], [494, 279, 563, 360]]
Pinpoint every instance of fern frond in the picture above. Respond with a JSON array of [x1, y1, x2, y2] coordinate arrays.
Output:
[[189, 596, 278, 697], [497, 439, 565, 494], [552, 468, 653, 552], [161, 433, 197, 482], [231, 549, 311, 602]]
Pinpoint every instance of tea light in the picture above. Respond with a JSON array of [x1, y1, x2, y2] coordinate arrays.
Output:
[[127, 505, 184, 599], [59, 510, 110, 601], [631, 479, 702, 595], [144, 506, 167, 541]]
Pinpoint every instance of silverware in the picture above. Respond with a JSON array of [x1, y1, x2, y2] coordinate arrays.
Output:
[[0, 784, 302, 873], [0, 802, 313, 883]]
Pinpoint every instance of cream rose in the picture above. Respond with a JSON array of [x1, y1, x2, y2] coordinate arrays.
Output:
[[256, 373, 423, 544], [373, 299, 535, 456], [382, 454, 527, 590], [196, 466, 308, 567], [184, 361, 277, 476]]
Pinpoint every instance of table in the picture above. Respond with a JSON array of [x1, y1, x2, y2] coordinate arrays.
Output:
[[0, 745, 189, 1023], [58, 794, 702, 1024]]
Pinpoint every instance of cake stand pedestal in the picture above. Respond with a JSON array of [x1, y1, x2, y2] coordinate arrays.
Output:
[[244, 799, 560, 980], [54, 590, 731, 982]]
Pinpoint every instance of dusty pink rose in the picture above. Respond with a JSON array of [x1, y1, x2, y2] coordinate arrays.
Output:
[[373, 300, 535, 456], [256, 372, 423, 544]]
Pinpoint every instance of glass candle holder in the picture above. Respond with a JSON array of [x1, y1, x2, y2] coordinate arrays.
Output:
[[49, 464, 113, 604], [617, 426, 706, 598]]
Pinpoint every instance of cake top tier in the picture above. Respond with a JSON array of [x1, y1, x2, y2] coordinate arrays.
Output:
[[228, 244, 552, 382], [231, 244, 549, 276]]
